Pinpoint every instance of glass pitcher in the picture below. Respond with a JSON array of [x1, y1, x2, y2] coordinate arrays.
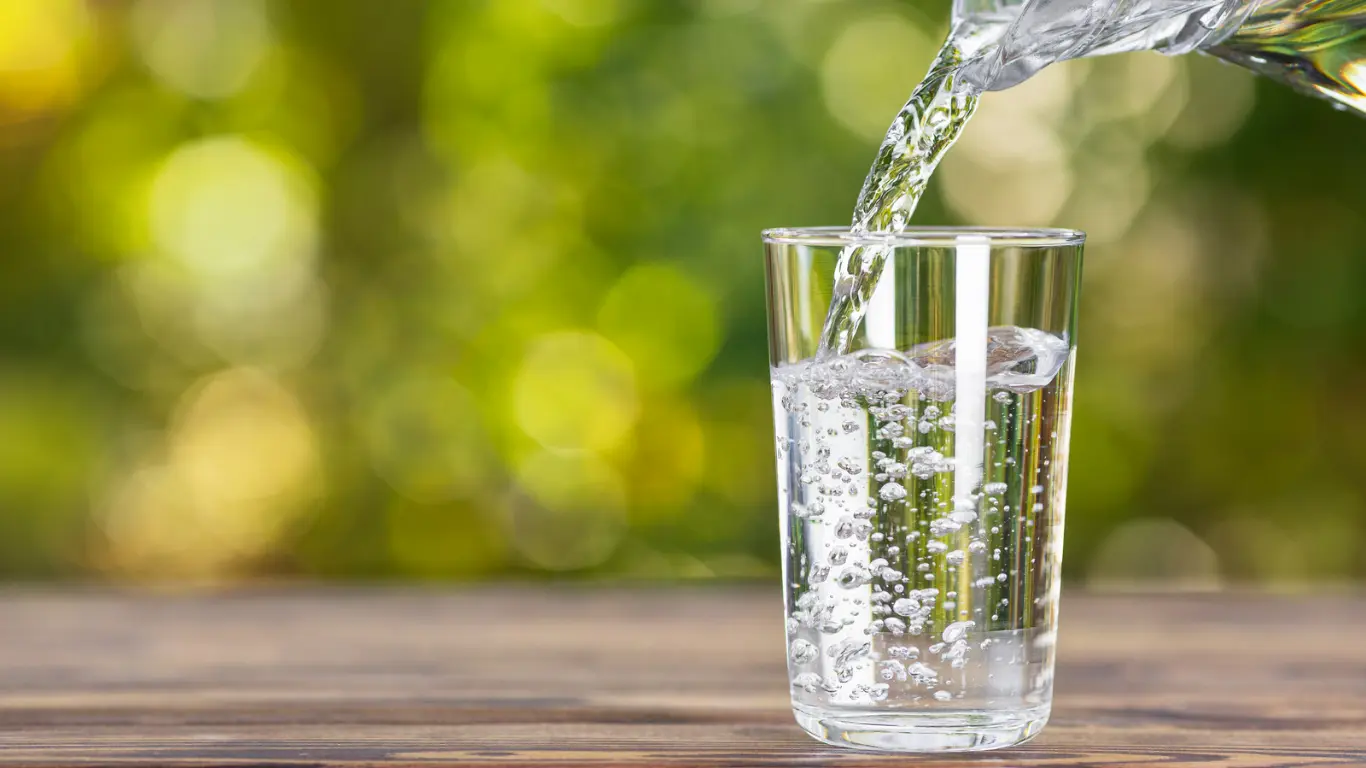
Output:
[[954, 0, 1366, 114]]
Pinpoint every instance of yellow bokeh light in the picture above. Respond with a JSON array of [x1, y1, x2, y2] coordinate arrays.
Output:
[[941, 65, 1075, 225], [140, 136, 325, 366], [941, 138, 1072, 225], [0, 0, 91, 114], [149, 135, 317, 285], [132, 0, 272, 100], [821, 13, 934, 141], [99, 466, 200, 577], [0, 0, 87, 72], [507, 450, 627, 571], [100, 368, 320, 578], [598, 263, 721, 389], [170, 368, 319, 507], [513, 331, 639, 452], [1081, 52, 1187, 135], [362, 374, 493, 503]]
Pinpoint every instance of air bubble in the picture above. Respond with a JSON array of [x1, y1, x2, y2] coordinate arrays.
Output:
[[907, 662, 938, 686], [789, 639, 818, 664], [879, 660, 907, 681], [942, 620, 975, 644], [836, 565, 874, 589], [793, 672, 827, 693]]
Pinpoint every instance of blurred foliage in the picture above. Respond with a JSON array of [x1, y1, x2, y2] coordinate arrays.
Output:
[[0, 0, 1363, 585]]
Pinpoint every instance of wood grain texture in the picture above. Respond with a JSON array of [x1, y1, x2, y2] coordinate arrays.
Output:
[[1, 589, 1364, 767]]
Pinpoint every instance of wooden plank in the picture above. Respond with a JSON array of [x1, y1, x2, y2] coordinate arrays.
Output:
[[0, 589, 1363, 767]]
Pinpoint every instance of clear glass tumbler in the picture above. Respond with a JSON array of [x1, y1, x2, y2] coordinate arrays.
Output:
[[764, 227, 1085, 752]]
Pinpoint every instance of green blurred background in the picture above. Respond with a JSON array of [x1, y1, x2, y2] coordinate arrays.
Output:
[[1, 0, 1362, 585]]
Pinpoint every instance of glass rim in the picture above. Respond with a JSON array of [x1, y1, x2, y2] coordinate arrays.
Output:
[[761, 226, 1086, 248]]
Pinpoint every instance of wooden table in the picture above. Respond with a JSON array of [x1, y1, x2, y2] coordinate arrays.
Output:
[[1, 589, 1363, 767]]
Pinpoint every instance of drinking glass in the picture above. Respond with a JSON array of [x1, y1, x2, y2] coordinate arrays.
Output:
[[764, 227, 1085, 752]]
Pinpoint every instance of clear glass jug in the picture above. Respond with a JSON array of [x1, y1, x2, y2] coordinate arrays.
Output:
[[955, 0, 1366, 113]]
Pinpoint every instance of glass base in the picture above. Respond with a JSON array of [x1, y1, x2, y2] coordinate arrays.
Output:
[[792, 703, 1050, 752]]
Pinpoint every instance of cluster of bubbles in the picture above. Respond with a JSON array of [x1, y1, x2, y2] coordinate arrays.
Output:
[[775, 327, 1071, 706]]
